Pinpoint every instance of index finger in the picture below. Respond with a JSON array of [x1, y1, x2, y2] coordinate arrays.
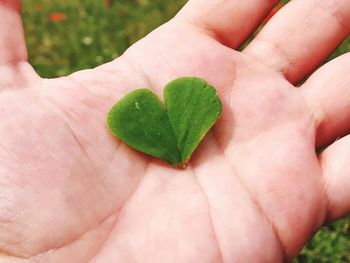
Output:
[[176, 0, 279, 49]]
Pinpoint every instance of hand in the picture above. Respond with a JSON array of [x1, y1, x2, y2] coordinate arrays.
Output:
[[1, 0, 350, 262]]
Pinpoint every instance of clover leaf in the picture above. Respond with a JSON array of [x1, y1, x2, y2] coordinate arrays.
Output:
[[107, 77, 222, 168]]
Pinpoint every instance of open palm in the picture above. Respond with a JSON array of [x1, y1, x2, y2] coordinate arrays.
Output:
[[1, 1, 350, 262]]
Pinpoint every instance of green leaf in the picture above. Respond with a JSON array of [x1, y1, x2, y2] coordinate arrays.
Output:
[[107, 77, 222, 168], [164, 77, 222, 164], [107, 89, 182, 166]]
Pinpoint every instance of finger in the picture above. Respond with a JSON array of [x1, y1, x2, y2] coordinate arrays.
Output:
[[0, 0, 27, 65], [301, 53, 350, 148], [244, 0, 350, 84], [319, 134, 350, 221], [175, 0, 280, 49]]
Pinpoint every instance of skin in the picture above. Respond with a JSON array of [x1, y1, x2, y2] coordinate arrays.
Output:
[[1, 0, 350, 262]]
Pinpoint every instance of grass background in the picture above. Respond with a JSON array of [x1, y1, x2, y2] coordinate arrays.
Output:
[[22, 0, 350, 261]]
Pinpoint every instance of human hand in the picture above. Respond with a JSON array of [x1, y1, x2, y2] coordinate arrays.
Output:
[[1, 0, 350, 262]]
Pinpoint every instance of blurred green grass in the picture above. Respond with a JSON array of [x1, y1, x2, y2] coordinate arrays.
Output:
[[23, 0, 187, 77], [22, 0, 350, 262]]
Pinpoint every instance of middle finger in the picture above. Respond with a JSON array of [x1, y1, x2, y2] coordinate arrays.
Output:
[[243, 0, 350, 84]]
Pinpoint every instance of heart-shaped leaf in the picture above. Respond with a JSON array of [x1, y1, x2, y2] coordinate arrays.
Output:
[[107, 77, 222, 168]]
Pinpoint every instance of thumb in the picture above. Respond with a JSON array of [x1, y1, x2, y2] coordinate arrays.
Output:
[[0, 0, 27, 65]]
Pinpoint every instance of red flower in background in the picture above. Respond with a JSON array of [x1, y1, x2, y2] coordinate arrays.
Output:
[[49, 12, 66, 22]]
